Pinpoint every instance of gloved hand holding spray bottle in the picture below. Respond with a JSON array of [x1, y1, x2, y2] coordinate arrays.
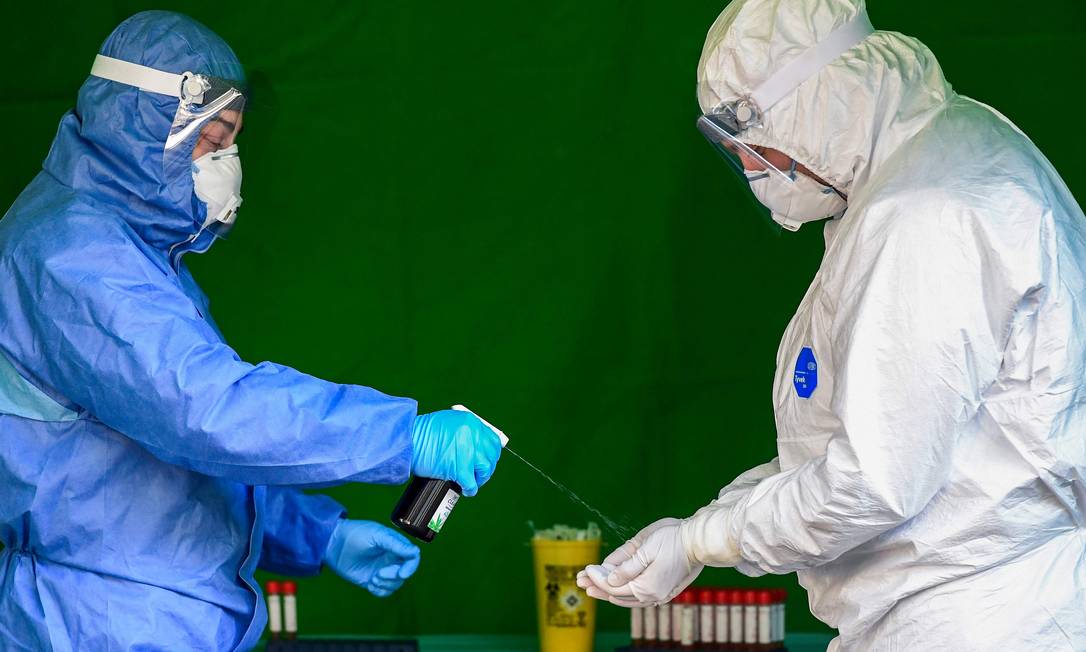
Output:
[[323, 405, 505, 598], [392, 405, 508, 542]]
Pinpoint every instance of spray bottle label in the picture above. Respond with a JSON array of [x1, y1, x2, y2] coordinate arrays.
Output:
[[428, 489, 459, 533]]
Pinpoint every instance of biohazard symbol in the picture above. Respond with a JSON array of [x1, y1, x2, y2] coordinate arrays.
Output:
[[543, 565, 590, 628]]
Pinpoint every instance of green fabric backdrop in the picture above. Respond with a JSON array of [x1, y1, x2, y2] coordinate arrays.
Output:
[[3, 0, 1084, 641]]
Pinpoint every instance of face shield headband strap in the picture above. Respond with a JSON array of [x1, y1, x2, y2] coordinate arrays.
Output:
[[90, 54, 214, 104], [714, 10, 874, 132]]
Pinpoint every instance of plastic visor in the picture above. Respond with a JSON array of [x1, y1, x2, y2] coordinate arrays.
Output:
[[695, 114, 789, 233], [695, 114, 795, 185], [163, 79, 246, 172]]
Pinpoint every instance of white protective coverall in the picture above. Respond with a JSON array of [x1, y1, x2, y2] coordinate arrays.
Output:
[[696, 1, 1086, 649], [595, 1, 1086, 650]]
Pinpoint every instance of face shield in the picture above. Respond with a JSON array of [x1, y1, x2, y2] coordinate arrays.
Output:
[[89, 55, 246, 236], [696, 106, 796, 186], [696, 100, 805, 232]]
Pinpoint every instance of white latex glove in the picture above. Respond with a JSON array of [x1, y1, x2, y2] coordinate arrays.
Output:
[[603, 517, 678, 569], [576, 517, 703, 607], [682, 500, 742, 569]]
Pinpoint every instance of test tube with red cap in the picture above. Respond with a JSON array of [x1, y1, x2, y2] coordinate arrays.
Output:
[[644, 602, 658, 647], [672, 592, 685, 645], [630, 606, 645, 647], [742, 589, 759, 649], [697, 588, 715, 650], [676, 593, 691, 646], [658, 600, 673, 648], [727, 589, 743, 648], [282, 581, 298, 640], [757, 590, 776, 650], [264, 581, 282, 640], [676, 590, 697, 649], [712, 588, 729, 650], [775, 588, 788, 648]]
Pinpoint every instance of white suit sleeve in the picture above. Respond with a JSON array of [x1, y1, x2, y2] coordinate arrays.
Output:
[[683, 199, 1038, 571], [713, 458, 780, 502]]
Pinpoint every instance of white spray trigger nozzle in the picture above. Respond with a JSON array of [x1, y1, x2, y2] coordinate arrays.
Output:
[[452, 404, 509, 448]]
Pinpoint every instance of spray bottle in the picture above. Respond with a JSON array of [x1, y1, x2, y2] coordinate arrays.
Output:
[[391, 404, 508, 542]]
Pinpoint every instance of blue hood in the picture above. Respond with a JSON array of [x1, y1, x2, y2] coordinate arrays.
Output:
[[42, 11, 245, 253]]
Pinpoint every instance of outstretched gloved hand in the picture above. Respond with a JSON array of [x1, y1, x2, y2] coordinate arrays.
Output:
[[411, 410, 502, 497], [323, 519, 421, 598], [577, 517, 704, 607]]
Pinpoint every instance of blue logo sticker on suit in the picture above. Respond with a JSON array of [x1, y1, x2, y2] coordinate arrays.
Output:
[[793, 347, 818, 399]]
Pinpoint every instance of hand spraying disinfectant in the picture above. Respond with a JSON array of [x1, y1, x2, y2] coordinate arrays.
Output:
[[392, 405, 634, 542], [391, 405, 507, 542]]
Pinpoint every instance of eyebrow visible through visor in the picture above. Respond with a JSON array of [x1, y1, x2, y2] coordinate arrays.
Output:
[[213, 116, 237, 133]]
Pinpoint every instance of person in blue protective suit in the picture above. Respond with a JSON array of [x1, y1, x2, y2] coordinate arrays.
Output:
[[0, 11, 502, 651]]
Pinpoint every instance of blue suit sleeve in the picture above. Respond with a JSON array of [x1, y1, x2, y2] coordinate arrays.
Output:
[[7, 229, 416, 485], [260, 487, 345, 576]]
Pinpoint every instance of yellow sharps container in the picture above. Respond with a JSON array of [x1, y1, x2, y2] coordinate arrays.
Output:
[[531, 528, 601, 652]]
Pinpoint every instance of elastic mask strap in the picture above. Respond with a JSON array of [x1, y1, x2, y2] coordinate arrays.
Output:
[[750, 11, 874, 115], [791, 160, 839, 194]]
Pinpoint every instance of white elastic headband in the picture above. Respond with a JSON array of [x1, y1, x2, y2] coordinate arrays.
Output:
[[90, 54, 211, 104], [751, 11, 874, 114]]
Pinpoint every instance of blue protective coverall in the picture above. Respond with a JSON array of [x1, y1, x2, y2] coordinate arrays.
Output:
[[0, 12, 416, 650]]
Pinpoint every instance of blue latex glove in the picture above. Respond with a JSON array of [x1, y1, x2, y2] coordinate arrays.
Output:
[[323, 519, 421, 597], [411, 410, 502, 497]]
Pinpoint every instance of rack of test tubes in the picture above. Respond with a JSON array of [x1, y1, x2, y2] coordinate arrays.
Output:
[[616, 587, 789, 651], [263, 581, 419, 652]]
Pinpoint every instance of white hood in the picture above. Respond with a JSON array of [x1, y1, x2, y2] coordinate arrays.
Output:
[[696, 0, 952, 196]]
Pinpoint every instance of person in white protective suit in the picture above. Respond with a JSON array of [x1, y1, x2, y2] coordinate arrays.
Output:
[[578, 0, 1086, 650]]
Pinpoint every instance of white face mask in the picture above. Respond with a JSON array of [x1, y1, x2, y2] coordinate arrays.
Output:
[[192, 143, 243, 233], [745, 160, 846, 231]]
